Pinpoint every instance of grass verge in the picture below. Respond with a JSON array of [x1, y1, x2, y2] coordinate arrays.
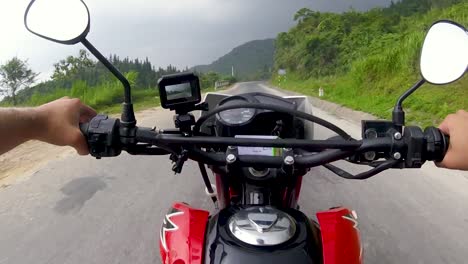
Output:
[[272, 73, 467, 127], [0, 82, 221, 116]]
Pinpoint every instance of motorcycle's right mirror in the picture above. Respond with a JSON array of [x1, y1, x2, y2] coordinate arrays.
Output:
[[420, 20, 468, 85]]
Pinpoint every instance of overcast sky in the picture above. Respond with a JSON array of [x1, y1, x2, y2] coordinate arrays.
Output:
[[0, 0, 392, 81]]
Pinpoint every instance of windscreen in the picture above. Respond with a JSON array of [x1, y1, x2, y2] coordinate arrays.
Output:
[[165, 82, 193, 101]]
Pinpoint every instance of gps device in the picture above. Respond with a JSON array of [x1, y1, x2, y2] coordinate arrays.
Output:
[[158, 72, 201, 110]]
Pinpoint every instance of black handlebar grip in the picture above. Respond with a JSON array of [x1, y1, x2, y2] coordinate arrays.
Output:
[[442, 133, 450, 159], [424, 127, 449, 162], [79, 123, 89, 137]]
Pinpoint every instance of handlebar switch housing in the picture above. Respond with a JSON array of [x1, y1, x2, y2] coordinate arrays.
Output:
[[403, 126, 425, 168], [362, 120, 395, 139], [83, 115, 122, 158], [361, 120, 395, 161]]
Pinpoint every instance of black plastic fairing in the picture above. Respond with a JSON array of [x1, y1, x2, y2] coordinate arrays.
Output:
[[200, 92, 314, 140]]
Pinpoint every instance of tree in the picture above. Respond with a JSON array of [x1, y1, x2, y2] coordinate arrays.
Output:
[[294, 8, 317, 24], [0, 57, 38, 105], [52, 49, 94, 82]]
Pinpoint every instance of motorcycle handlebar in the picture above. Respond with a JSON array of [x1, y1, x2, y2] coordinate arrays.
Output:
[[78, 115, 450, 171]]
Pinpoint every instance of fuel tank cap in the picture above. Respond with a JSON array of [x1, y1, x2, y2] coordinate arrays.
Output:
[[228, 206, 296, 246]]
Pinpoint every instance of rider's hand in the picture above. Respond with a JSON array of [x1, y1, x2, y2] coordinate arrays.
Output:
[[437, 110, 468, 170], [35, 97, 97, 155]]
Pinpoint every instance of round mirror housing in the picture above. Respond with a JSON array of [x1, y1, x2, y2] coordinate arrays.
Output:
[[420, 20, 468, 85], [24, 0, 90, 45]]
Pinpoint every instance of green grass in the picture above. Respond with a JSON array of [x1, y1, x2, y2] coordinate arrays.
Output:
[[97, 88, 161, 114], [0, 79, 221, 116], [273, 73, 467, 127]]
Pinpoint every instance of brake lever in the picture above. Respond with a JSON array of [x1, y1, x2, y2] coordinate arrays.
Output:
[[323, 159, 399, 180]]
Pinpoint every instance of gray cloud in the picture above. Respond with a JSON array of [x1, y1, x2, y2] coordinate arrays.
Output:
[[0, 0, 393, 80]]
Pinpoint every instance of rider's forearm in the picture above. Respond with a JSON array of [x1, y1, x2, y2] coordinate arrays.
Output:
[[0, 107, 43, 155]]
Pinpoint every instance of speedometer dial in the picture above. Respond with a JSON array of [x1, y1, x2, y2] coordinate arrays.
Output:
[[219, 108, 255, 125], [217, 98, 256, 125]]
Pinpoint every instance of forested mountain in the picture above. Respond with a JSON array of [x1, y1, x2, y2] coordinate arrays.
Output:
[[273, 0, 467, 125], [193, 39, 275, 81]]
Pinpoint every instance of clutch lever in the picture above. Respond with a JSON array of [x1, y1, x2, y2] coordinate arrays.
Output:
[[323, 159, 399, 180], [171, 149, 189, 174], [125, 144, 171, 155]]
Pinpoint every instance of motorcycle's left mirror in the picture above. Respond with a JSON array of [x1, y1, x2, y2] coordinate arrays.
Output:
[[24, 0, 90, 45]]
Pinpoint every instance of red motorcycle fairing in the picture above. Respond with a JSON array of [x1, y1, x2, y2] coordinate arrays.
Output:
[[317, 207, 362, 264], [159, 203, 361, 264], [159, 203, 210, 264]]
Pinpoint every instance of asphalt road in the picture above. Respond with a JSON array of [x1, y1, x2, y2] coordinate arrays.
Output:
[[1, 82, 468, 264]]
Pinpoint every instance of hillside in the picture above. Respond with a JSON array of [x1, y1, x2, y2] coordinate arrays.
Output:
[[193, 39, 275, 81], [273, 0, 468, 126]]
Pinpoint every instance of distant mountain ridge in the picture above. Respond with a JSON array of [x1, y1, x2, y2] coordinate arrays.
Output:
[[192, 39, 275, 80]]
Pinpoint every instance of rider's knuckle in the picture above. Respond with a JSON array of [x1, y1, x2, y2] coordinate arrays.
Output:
[[69, 98, 82, 107]]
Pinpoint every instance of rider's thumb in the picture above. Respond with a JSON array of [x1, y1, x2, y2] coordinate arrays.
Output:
[[70, 130, 89, 155], [438, 114, 454, 136]]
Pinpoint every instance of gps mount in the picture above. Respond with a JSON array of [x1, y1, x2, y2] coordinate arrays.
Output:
[[172, 102, 208, 133]]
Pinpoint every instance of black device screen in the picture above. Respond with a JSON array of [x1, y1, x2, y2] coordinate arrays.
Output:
[[158, 73, 201, 109], [165, 82, 193, 101]]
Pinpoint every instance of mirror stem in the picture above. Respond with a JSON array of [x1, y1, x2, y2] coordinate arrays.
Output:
[[392, 79, 425, 132], [81, 38, 136, 126]]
